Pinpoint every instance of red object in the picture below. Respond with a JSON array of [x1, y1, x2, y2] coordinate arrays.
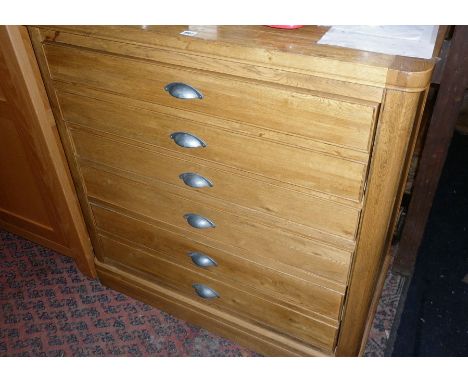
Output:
[[267, 25, 304, 29]]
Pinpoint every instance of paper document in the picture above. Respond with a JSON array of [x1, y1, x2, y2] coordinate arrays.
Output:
[[317, 25, 439, 59]]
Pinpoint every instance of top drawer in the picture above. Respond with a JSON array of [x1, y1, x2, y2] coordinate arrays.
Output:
[[42, 43, 379, 152]]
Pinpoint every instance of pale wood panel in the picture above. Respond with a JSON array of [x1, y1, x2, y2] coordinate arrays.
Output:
[[92, 204, 349, 290], [80, 156, 356, 252], [98, 231, 342, 324], [80, 160, 356, 255], [38, 25, 438, 90], [71, 127, 361, 239], [335, 90, 422, 356], [97, 262, 330, 356], [37, 27, 384, 103], [81, 165, 354, 281], [92, 205, 345, 318], [0, 26, 95, 277], [60, 91, 368, 201], [98, 236, 339, 351], [357, 88, 430, 355], [43, 43, 378, 152], [56, 83, 370, 165]]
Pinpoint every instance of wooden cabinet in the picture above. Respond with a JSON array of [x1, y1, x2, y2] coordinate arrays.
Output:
[[0, 26, 95, 278], [28, 25, 439, 355]]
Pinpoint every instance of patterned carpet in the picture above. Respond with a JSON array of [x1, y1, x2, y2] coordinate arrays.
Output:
[[0, 228, 402, 356], [364, 269, 406, 356]]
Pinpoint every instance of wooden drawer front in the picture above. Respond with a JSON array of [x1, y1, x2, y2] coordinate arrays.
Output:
[[71, 128, 360, 240], [44, 43, 378, 152], [60, 92, 367, 201], [92, 205, 344, 319], [81, 165, 352, 285], [92, 204, 349, 289], [98, 235, 338, 351]]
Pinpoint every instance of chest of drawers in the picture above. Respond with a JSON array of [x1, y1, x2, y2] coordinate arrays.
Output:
[[28, 25, 438, 356]]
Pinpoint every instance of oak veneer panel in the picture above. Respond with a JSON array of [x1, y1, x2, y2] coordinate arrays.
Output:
[[0, 26, 95, 277], [91, 205, 345, 317], [79, 156, 355, 252], [71, 127, 361, 240], [36, 27, 384, 103], [55, 83, 370, 165], [92, 205, 350, 290], [336, 90, 422, 356], [81, 165, 353, 291], [44, 43, 378, 153], [98, 235, 339, 351], [60, 91, 368, 201], [39, 25, 438, 90], [97, 232, 342, 325]]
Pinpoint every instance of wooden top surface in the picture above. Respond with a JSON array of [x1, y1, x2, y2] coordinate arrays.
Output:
[[41, 25, 445, 90]]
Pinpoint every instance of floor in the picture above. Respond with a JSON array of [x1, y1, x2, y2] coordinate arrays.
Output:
[[0, 227, 403, 356], [392, 131, 468, 356]]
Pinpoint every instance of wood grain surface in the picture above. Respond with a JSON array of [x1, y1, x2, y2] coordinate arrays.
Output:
[[0, 26, 95, 277], [81, 164, 354, 282], [98, 235, 339, 351], [38, 25, 439, 90], [59, 90, 370, 201], [44, 43, 378, 153], [71, 126, 362, 239], [336, 90, 422, 355], [92, 205, 345, 318], [91, 204, 350, 290], [27, 25, 439, 356]]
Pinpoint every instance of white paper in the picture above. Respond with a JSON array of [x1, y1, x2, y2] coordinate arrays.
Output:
[[180, 30, 198, 37], [317, 25, 438, 59]]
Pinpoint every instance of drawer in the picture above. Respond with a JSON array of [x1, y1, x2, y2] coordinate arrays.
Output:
[[92, 205, 344, 319], [81, 165, 353, 285], [98, 234, 339, 351], [61, 91, 368, 201], [44, 43, 378, 153], [71, 127, 361, 239]]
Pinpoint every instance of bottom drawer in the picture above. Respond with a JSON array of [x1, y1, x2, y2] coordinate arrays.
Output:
[[98, 235, 338, 351]]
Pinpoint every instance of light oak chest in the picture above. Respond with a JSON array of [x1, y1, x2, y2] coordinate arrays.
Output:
[[28, 25, 438, 356]]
